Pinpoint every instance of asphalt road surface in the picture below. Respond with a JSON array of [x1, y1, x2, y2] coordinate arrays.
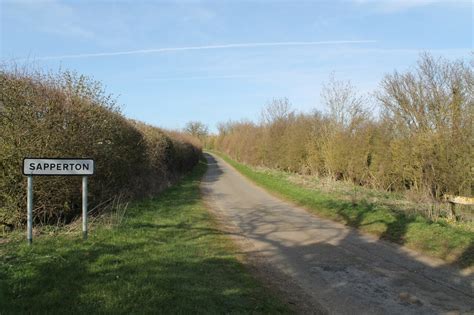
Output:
[[201, 153, 474, 314]]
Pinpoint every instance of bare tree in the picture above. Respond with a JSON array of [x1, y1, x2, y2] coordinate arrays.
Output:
[[321, 75, 368, 128], [261, 97, 293, 125], [184, 121, 208, 140], [377, 52, 472, 134], [216, 120, 234, 136], [377, 53, 473, 197]]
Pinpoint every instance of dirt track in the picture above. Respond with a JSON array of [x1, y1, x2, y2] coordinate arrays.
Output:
[[201, 153, 473, 314]]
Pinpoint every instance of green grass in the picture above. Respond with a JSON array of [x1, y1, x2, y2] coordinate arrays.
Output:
[[0, 160, 290, 314], [211, 151, 473, 268]]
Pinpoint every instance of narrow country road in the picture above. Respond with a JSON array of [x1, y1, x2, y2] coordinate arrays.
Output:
[[201, 153, 473, 314]]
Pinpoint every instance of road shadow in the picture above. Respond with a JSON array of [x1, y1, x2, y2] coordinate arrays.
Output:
[[201, 153, 224, 184], [202, 153, 474, 314]]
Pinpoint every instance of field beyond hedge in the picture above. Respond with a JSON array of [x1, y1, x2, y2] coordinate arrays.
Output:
[[0, 68, 201, 227]]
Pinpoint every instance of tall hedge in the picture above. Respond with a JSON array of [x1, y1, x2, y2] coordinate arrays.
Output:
[[212, 54, 473, 202], [0, 69, 201, 227]]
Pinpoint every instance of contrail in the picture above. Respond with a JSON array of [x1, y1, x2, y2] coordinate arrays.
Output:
[[151, 74, 255, 81], [19, 40, 377, 61]]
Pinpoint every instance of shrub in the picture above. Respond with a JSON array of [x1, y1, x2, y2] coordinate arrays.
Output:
[[213, 54, 473, 216], [0, 68, 201, 227]]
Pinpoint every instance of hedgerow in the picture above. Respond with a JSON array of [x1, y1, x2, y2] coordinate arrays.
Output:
[[0, 67, 201, 227], [211, 54, 473, 219]]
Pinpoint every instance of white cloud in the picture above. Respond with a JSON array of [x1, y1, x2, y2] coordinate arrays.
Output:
[[2, 0, 96, 40], [351, 0, 464, 12]]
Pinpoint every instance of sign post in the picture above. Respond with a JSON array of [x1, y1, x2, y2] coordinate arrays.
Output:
[[82, 176, 88, 240], [23, 158, 94, 244], [27, 176, 33, 245]]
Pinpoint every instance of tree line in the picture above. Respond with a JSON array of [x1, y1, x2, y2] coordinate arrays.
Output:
[[208, 54, 473, 208]]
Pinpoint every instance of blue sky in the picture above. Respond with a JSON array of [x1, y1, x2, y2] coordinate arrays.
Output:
[[1, 0, 472, 132]]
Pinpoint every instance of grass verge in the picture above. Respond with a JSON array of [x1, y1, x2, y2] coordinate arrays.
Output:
[[211, 151, 473, 268], [0, 159, 290, 314]]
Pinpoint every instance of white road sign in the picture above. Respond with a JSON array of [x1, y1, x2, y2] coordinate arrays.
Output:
[[23, 158, 94, 176]]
